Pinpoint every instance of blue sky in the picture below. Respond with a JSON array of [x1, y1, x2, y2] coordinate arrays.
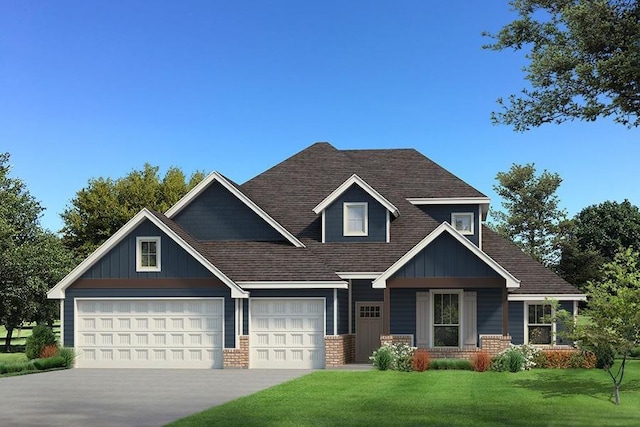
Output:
[[2, 1, 638, 232]]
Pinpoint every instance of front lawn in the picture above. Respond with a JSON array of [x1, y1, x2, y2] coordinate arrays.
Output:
[[0, 353, 27, 364], [170, 361, 640, 427]]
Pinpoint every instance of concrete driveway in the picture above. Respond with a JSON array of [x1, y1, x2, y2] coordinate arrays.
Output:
[[0, 368, 311, 427]]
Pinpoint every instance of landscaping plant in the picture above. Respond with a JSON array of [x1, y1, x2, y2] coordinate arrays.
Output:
[[411, 349, 430, 372], [491, 344, 539, 372], [370, 343, 416, 371], [25, 325, 57, 360], [471, 351, 491, 372]]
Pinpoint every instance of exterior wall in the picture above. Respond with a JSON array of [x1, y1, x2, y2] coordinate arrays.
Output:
[[417, 204, 480, 246], [223, 335, 249, 368], [64, 288, 235, 348], [508, 301, 525, 344], [391, 233, 500, 279], [325, 334, 355, 366], [380, 335, 413, 347], [82, 220, 212, 279], [476, 288, 503, 338], [351, 279, 383, 332], [173, 182, 284, 241], [324, 185, 387, 242], [389, 289, 416, 335], [337, 289, 349, 335]]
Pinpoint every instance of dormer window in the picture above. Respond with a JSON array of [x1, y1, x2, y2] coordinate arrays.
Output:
[[344, 203, 368, 236], [451, 213, 474, 235], [136, 237, 161, 272]]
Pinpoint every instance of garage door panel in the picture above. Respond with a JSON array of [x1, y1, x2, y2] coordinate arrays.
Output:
[[76, 298, 223, 369]]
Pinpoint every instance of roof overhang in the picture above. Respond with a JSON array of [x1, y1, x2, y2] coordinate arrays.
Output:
[[165, 171, 305, 248], [407, 197, 491, 220], [47, 209, 249, 300], [508, 294, 587, 301], [313, 174, 399, 218], [336, 272, 383, 280], [372, 222, 520, 289], [238, 281, 348, 289]]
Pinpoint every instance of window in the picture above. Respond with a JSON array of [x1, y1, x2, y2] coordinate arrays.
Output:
[[527, 303, 553, 345], [451, 213, 474, 235], [136, 237, 161, 272], [433, 292, 460, 347], [343, 202, 368, 236]]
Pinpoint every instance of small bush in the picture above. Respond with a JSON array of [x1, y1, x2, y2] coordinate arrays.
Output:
[[535, 350, 596, 369], [629, 347, 640, 358], [371, 346, 394, 370], [40, 344, 59, 359], [25, 325, 58, 360], [370, 343, 416, 372], [58, 347, 76, 368], [471, 351, 491, 372], [533, 351, 548, 368], [1, 361, 36, 374], [491, 344, 539, 372], [412, 349, 430, 372], [429, 359, 473, 371], [32, 356, 66, 371]]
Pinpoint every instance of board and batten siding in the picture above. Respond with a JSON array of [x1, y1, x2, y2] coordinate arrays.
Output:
[[337, 289, 349, 335], [324, 185, 387, 242], [64, 288, 235, 348], [417, 204, 480, 246], [173, 182, 284, 241], [391, 233, 501, 279], [82, 220, 212, 279], [508, 301, 525, 344]]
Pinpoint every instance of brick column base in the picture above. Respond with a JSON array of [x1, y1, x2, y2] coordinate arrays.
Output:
[[380, 335, 414, 347], [480, 335, 512, 357], [223, 335, 249, 368], [325, 334, 355, 366]]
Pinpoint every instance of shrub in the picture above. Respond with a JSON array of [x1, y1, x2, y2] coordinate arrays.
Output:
[[629, 346, 640, 358], [371, 346, 394, 370], [1, 361, 36, 374], [25, 325, 58, 360], [58, 347, 76, 368], [32, 356, 66, 371], [471, 351, 491, 372], [536, 350, 596, 369], [533, 351, 548, 368], [370, 343, 416, 372], [429, 358, 473, 370], [491, 344, 539, 372], [412, 349, 430, 372], [40, 344, 59, 359]]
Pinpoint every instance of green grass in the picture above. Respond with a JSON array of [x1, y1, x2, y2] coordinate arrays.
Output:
[[0, 353, 27, 364], [169, 361, 640, 427]]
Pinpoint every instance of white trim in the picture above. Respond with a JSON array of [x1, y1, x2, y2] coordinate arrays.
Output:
[[524, 301, 556, 346], [451, 212, 474, 236], [333, 288, 338, 336], [508, 294, 587, 301], [313, 174, 400, 217], [321, 210, 326, 243], [372, 222, 520, 289], [59, 300, 64, 346], [343, 202, 368, 236], [478, 205, 483, 250], [238, 281, 348, 289], [47, 209, 249, 299], [386, 210, 390, 243], [135, 236, 161, 272], [348, 279, 353, 334], [337, 272, 382, 280], [165, 171, 304, 248], [430, 289, 463, 348], [407, 197, 490, 220]]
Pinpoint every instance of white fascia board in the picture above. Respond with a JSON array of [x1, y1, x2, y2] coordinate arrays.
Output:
[[407, 197, 491, 220], [165, 171, 305, 248], [238, 281, 348, 289], [372, 222, 521, 289], [47, 208, 249, 300], [508, 294, 587, 302], [336, 272, 383, 280], [312, 174, 399, 218]]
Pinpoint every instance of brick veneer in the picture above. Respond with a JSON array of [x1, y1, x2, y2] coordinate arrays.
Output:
[[325, 334, 355, 366], [380, 335, 414, 347], [223, 335, 249, 368], [480, 335, 512, 356]]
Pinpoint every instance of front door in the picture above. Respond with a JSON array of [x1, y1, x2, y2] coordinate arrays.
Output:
[[355, 302, 383, 362]]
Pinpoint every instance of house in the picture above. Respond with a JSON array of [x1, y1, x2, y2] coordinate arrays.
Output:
[[47, 142, 586, 369]]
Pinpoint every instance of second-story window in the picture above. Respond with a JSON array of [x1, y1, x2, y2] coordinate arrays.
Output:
[[343, 202, 368, 236], [451, 212, 474, 235]]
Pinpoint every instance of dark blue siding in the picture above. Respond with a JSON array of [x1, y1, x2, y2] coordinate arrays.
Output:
[[82, 220, 212, 279], [324, 185, 387, 242], [351, 279, 384, 332], [65, 288, 235, 348], [390, 289, 416, 337], [392, 233, 500, 278], [249, 289, 336, 334], [338, 289, 349, 335], [242, 299, 249, 335], [509, 301, 524, 344], [418, 205, 480, 246], [174, 182, 284, 241], [476, 288, 503, 337]]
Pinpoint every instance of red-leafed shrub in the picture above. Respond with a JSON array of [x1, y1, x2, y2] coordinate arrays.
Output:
[[471, 351, 491, 372], [540, 350, 596, 369], [412, 349, 431, 372], [39, 344, 60, 359]]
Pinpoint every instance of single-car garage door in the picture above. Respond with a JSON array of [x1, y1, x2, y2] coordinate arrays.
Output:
[[250, 298, 325, 369], [75, 298, 223, 369]]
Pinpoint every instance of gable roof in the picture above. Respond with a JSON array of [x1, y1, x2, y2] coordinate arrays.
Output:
[[47, 209, 249, 299], [312, 174, 399, 217], [372, 222, 520, 289], [165, 171, 305, 248]]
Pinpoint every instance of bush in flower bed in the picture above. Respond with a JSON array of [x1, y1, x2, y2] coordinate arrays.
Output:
[[429, 358, 473, 370], [491, 344, 539, 372], [370, 343, 416, 371], [412, 349, 431, 372], [534, 350, 596, 369], [471, 351, 492, 372], [0, 348, 75, 376]]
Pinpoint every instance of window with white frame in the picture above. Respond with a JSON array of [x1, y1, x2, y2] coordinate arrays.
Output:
[[343, 202, 368, 236], [136, 237, 161, 272], [433, 292, 460, 347], [527, 303, 553, 345], [451, 212, 474, 235]]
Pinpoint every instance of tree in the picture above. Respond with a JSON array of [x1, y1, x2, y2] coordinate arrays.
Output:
[[573, 247, 640, 405], [490, 163, 567, 266], [557, 200, 640, 289], [61, 164, 205, 258], [0, 153, 75, 351], [484, 0, 640, 130]]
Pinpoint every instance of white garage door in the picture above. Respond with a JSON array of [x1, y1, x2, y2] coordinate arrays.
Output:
[[250, 298, 325, 369], [75, 298, 224, 369]]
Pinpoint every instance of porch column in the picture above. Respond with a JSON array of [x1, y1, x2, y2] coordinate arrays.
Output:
[[502, 287, 509, 335], [383, 287, 391, 335]]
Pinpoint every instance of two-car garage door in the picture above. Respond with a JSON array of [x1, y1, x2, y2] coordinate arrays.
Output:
[[75, 298, 224, 369]]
